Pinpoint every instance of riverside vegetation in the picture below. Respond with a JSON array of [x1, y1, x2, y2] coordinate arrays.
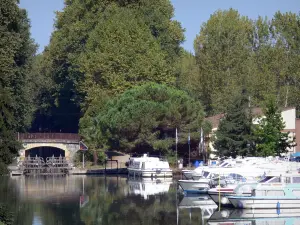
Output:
[[0, 0, 300, 173]]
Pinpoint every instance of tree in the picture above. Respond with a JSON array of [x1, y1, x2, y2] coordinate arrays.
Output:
[[194, 9, 253, 115], [254, 98, 294, 157], [36, 0, 184, 132], [0, 0, 36, 173], [213, 92, 253, 158], [176, 51, 201, 99], [80, 5, 176, 99], [80, 83, 205, 155]]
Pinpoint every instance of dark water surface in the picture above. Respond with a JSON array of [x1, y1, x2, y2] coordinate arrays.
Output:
[[0, 176, 206, 225]]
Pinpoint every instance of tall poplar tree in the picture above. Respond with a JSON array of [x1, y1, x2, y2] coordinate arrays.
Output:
[[0, 0, 36, 173], [194, 9, 253, 115]]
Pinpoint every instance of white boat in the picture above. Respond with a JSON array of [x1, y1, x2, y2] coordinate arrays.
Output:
[[127, 154, 172, 177], [128, 177, 172, 199], [208, 208, 300, 225], [179, 165, 265, 194], [228, 175, 300, 209], [178, 177, 212, 194], [208, 174, 279, 207], [183, 160, 235, 180]]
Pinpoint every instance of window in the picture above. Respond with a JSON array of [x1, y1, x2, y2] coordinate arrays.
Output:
[[267, 177, 281, 183], [292, 177, 300, 183]]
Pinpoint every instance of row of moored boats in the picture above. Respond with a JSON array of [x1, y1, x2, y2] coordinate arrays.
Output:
[[179, 157, 300, 209], [127, 155, 300, 209]]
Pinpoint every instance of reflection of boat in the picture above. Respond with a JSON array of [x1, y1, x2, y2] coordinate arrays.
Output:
[[176, 194, 217, 225], [208, 208, 300, 225], [128, 177, 172, 199], [178, 194, 217, 210], [127, 154, 172, 177]]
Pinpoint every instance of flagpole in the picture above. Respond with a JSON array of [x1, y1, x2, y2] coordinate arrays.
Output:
[[188, 130, 191, 168], [200, 127, 204, 164], [176, 128, 178, 169]]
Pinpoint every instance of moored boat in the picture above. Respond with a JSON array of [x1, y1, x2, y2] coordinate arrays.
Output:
[[178, 178, 211, 194], [208, 208, 300, 225], [228, 176, 300, 209], [127, 154, 172, 177]]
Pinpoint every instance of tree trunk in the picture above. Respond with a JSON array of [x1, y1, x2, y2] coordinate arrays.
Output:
[[93, 150, 98, 165], [285, 84, 289, 107]]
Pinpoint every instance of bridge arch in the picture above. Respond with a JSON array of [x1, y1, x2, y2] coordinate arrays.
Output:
[[18, 133, 81, 162], [20, 143, 71, 161]]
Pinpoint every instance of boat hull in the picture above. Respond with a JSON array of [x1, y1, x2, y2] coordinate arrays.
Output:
[[128, 169, 172, 177], [208, 209, 300, 225], [229, 197, 300, 209], [178, 179, 210, 193]]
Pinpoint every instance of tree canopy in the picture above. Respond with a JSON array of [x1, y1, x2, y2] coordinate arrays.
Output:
[[0, 0, 36, 173], [33, 0, 184, 133], [80, 83, 205, 154]]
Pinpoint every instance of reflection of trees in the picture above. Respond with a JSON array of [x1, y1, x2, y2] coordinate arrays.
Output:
[[80, 178, 203, 225], [0, 176, 206, 225], [0, 176, 85, 225]]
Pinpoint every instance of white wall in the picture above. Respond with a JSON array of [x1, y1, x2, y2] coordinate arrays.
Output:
[[282, 108, 296, 130]]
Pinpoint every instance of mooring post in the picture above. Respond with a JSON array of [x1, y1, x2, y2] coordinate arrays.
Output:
[[82, 152, 85, 169]]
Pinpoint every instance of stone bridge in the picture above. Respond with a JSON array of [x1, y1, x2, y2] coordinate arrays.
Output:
[[18, 133, 82, 162]]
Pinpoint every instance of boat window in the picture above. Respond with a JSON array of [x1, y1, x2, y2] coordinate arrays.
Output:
[[292, 177, 300, 183], [202, 171, 210, 178], [285, 177, 291, 183], [267, 177, 281, 183], [220, 163, 228, 167], [259, 176, 273, 183], [292, 190, 300, 197], [142, 162, 145, 170]]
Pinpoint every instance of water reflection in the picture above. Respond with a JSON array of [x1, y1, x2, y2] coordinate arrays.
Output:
[[128, 177, 172, 200], [1, 176, 300, 225], [177, 194, 217, 225]]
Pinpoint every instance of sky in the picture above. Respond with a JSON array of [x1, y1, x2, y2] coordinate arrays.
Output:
[[19, 0, 300, 53]]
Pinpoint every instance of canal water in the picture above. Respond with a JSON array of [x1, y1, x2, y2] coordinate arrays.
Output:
[[0, 176, 206, 225]]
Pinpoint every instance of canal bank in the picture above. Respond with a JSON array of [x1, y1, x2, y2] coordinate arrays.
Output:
[[10, 167, 186, 176]]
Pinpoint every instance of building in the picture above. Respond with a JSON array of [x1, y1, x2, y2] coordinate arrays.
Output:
[[206, 107, 298, 158]]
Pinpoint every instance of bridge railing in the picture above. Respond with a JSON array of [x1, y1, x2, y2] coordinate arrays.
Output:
[[17, 133, 81, 141]]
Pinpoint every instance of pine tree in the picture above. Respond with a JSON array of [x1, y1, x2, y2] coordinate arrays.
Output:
[[254, 98, 294, 156], [213, 92, 253, 158]]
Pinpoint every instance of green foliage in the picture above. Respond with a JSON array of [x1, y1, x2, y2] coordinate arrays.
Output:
[[176, 51, 201, 99], [214, 92, 253, 158], [34, 0, 184, 132], [80, 83, 205, 155], [194, 9, 253, 115], [254, 98, 294, 156], [0, 204, 14, 225], [0, 0, 34, 170], [191, 9, 300, 116], [80, 5, 175, 99]]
